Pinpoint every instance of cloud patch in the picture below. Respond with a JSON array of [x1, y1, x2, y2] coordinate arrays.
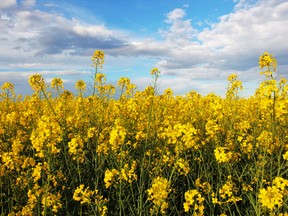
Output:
[[0, 0, 17, 9], [154, 0, 288, 82]]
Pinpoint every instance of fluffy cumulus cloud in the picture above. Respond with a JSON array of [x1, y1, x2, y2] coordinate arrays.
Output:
[[132, 0, 288, 95], [161, 8, 198, 43], [0, 0, 128, 70], [106, 0, 288, 93], [155, 0, 288, 84], [0, 0, 288, 96], [21, 0, 36, 7], [0, 0, 17, 9]]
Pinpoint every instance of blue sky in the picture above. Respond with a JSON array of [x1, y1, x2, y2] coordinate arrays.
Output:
[[0, 0, 287, 97]]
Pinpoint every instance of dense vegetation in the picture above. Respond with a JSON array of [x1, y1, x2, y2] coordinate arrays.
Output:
[[1, 51, 288, 215]]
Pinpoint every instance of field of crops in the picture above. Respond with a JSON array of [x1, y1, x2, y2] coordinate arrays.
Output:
[[1, 51, 288, 215]]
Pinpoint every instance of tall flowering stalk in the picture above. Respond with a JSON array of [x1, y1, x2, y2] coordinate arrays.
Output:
[[91, 50, 105, 96]]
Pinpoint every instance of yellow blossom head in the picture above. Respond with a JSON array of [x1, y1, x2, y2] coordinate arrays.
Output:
[[150, 67, 160, 76], [51, 77, 64, 90], [259, 52, 277, 69], [75, 80, 86, 91], [92, 50, 105, 68], [29, 74, 45, 91], [1, 82, 14, 91]]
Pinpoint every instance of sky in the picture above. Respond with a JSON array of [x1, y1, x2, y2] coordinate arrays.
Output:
[[0, 0, 288, 97]]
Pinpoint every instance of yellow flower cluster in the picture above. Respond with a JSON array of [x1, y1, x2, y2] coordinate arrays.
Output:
[[73, 184, 94, 204], [147, 176, 171, 214], [73, 184, 108, 215], [109, 119, 127, 152], [212, 178, 242, 207], [183, 189, 205, 215], [214, 147, 233, 163], [104, 161, 137, 189], [259, 177, 288, 211], [92, 50, 105, 69], [51, 77, 64, 90], [30, 116, 63, 158], [41, 192, 62, 214], [29, 74, 45, 91], [259, 51, 277, 77], [1, 51, 288, 215], [75, 80, 86, 91], [150, 67, 160, 75], [1, 82, 14, 90], [68, 135, 84, 162]]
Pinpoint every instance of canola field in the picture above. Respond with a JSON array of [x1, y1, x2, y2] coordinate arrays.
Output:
[[1, 51, 288, 215]]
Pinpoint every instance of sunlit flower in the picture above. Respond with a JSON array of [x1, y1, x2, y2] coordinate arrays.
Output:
[[147, 176, 171, 214], [92, 50, 105, 68], [51, 77, 64, 90], [75, 80, 86, 91], [29, 74, 45, 91], [214, 147, 233, 163], [150, 67, 160, 75], [183, 189, 204, 215]]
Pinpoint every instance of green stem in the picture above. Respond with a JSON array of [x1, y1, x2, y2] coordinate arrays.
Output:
[[92, 63, 98, 97]]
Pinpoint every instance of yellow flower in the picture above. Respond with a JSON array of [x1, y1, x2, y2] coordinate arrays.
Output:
[[1, 82, 14, 90], [283, 151, 288, 160], [258, 177, 288, 211], [41, 192, 62, 213], [68, 136, 84, 161], [109, 120, 126, 151], [214, 147, 233, 163], [104, 169, 119, 188], [29, 74, 45, 91], [175, 158, 190, 176], [73, 184, 94, 204], [92, 50, 105, 68], [119, 161, 138, 183], [1, 152, 15, 170], [219, 181, 233, 199], [51, 77, 64, 90], [183, 189, 204, 215], [259, 52, 277, 78], [205, 120, 220, 139], [75, 80, 86, 91], [147, 176, 171, 214], [259, 51, 277, 69], [32, 163, 42, 182], [272, 177, 288, 191], [30, 116, 63, 157], [87, 127, 97, 139], [118, 77, 130, 87], [150, 67, 160, 75], [212, 197, 219, 204], [96, 73, 106, 83], [259, 186, 283, 211], [227, 74, 237, 82]]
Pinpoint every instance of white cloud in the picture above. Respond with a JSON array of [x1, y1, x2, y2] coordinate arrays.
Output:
[[0, 5, 128, 72], [166, 8, 186, 21], [0, 0, 288, 97], [154, 0, 288, 84], [160, 8, 198, 44], [73, 24, 113, 38], [21, 0, 36, 7], [0, 0, 17, 9]]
